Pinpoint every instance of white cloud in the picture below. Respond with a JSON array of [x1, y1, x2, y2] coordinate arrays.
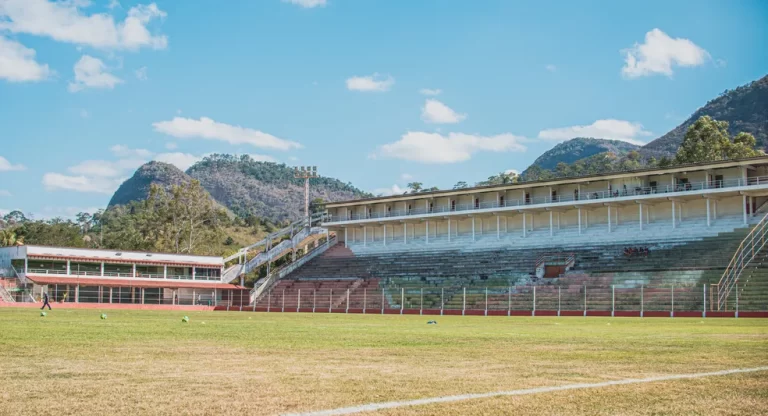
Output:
[[375, 131, 527, 164], [282, 0, 327, 8], [110, 144, 152, 159], [621, 28, 709, 78], [288, 156, 299, 162], [134, 66, 147, 81], [152, 116, 302, 151], [42, 173, 123, 194], [68, 55, 123, 92], [0, 156, 25, 171], [153, 152, 201, 171], [504, 169, 519, 176], [419, 88, 441, 96], [107, 0, 121, 10], [0, 190, 11, 197], [545, 64, 557, 72], [40, 205, 104, 220], [346, 73, 394, 92], [0, 0, 168, 50], [537, 119, 652, 145], [373, 184, 406, 196], [0, 35, 52, 82], [400, 173, 413, 180], [165, 142, 178, 150], [246, 154, 278, 163], [421, 99, 466, 124]]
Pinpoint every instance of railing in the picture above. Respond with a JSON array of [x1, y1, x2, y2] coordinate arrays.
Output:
[[714, 212, 768, 310], [223, 212, 327, 264], [250, 235, 338, 304], [0, 284, 14, 302], [247, 283, 768, 315], [329, 176, 768, 222]]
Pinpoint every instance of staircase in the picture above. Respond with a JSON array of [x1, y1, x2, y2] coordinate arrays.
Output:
[[0, 284, 14, 303], [714, 212, 768, 310]]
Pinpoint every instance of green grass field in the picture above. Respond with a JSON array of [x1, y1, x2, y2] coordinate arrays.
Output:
[[1, 308, 767, 416]]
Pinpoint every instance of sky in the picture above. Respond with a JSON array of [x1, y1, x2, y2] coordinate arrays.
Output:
[[0, 0, 766, 219]]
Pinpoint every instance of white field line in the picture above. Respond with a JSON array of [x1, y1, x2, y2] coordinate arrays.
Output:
[[282, 366, 768, 416]]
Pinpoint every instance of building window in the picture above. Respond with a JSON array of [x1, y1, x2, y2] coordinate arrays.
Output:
[[475, 198, 480, 209], [451, 200, 456, 211], [499, 196, 505, 207], [525, 193, 530, 204]]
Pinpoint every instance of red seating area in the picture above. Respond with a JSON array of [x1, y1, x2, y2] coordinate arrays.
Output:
[[254, 278, 385, 311]]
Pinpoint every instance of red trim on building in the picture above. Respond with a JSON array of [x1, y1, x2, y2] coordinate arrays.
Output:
[[25, 274, 244, 290]]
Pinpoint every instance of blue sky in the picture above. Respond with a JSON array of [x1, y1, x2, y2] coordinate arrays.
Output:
[[1, 0, 766, 219]]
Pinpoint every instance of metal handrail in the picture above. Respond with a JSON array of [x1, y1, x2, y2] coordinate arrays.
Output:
[[251, 235, 338, 304], [715, 211, 768, 310], [330, 176, 768, 222]]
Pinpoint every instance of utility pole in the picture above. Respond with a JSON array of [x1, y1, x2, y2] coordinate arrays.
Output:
[[294, 166, 318, 227]]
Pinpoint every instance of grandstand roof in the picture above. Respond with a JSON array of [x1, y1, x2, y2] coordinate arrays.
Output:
[[1, 245, 224, 267], [327, 155, 768, 208]]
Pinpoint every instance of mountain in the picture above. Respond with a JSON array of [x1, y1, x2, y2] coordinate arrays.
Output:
[[644, 74, 768, 153], [110, 155, 372, 223], [523, 138, 640, 175], [186, 155, 370, 222], [109, 161, 195, 207]]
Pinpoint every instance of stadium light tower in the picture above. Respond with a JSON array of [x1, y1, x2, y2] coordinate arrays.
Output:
[[294, 166, 318, 226]]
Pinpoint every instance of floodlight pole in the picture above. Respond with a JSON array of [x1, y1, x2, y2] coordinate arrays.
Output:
[[294, 166, 318, 228]]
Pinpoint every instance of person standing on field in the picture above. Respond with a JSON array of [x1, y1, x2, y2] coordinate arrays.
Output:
[[41, 292, 52, 310]]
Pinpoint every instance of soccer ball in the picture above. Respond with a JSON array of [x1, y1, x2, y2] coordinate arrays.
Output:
[[182, 316, 189, 323], [40, 311, 47, 317], [100, 313, 107, 320]]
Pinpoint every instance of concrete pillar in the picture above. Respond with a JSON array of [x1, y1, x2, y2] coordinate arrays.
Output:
[[383, 225, 386, 246], [472, 217, 476, 241], [497, 216, 500, 239], [607, 205, 612, 233], [426, 221, 429, 244], [100, 262, 104, 276], [364, 227, 367, 247], [504, 217, 508, 233], [714, 200, 718, 220], [743, 195, 748, 225], [557, 212, 561, 229], [66, 260, 70, 275], [549, 211, 553, 236], [132, 263, 137, 278], [448, 219, 451, 242], [578, 208, 582, 234], [344, 228, 348, 248], [192, 267, 196, 280], [523, 213, 527, 238], [163, 265, 167, 279], [672, 201, 676, 229], [403, 223, 407, 244], [639, 204, 643, 231], [706, 199, 711, 227]]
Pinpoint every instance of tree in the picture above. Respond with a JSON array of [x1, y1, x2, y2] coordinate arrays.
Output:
[[0, 229, 18, 247], [658, 156, 672, 168], [3, 210, 27, 225], [675, 116, 763, 164], [75, 212, 93, 234], [406, 182, 423, 193], [309, 198, 326, 214], [453, 181, 469, 189]]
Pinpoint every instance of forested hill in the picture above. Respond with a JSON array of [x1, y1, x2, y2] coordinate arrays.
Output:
[[109, 155, 371, 222], [109, 161, 195, 207], [523, 138, 640, 175], [186, 155, 370, 221], [644, 74, 768, 153]]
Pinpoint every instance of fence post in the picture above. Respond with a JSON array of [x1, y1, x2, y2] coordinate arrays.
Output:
[[532, 286, 536, 317], [313, 289, 316, 313], [507, 286, 511, 317], [267, 290, 271, 312], [281, 289, 285, 313], [401, 288, 404, 315], [558, 286, 561, 317], [703, 284, 707, 318], [441, 288, 444, 316], [485, 287, 489, 316], [735, 282, 739, 319], [640, 285, 643, 318], [363, 288, 367, 314], [381, 290, 385, 315], [611, 285, 615, 317], [462, 287, 466, 316], [346, 289, 350, 314], [583, 285, 587, 317], [420, 288, 424, 316], [671, 285, 674, 318], [329, 289, 333, 313], [297, 289, 301, 313]]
